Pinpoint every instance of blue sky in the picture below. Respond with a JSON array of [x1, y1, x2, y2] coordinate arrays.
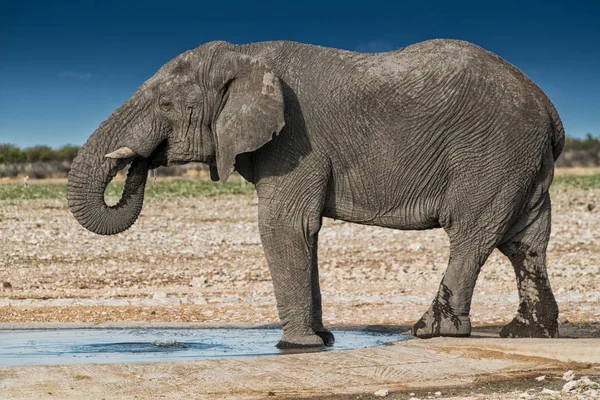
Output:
[[1, 0, 599, 148]]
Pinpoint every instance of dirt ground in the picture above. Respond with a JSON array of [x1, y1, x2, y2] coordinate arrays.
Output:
[[0, 180, 599, 399], [1, 333, 598, 400], [1, 182, 599, 330]]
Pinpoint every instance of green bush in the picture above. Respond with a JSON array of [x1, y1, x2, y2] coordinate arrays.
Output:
[[26, 145, 55, 162], [560, 133, 600, 167], [1, 133, 598, 167], [0, 144, 27, 163], [55, 145, 80, 162], [0, 144, 80, 164]]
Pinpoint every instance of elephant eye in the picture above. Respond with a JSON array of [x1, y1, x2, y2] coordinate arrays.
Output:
[[160, 100, 173, 112]]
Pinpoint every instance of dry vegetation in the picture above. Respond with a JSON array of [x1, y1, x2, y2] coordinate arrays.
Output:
[[0, 172, 598, 334], [1, 133, 599, 179]]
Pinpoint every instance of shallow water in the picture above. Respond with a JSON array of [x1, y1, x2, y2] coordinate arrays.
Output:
[[0, 328, 409, 366]]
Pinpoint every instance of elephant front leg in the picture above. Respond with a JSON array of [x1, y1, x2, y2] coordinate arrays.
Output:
[[310, 234, 334, 346], [259, 218, 326, 348]]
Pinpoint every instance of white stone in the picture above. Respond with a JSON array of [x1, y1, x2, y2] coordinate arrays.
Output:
[[540, 388, 558, 395], [193, 297, 208, 305], [562, 380, 578, 392], [535, 375, 545, 381], [190, 276, 207, 287], [562, 376, 600, 393], [408, 242, 423, 251], [374, 388, 389, 397], [562, 370, 575, 381]]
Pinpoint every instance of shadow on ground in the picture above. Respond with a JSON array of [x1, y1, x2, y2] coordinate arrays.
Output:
[[341, 321, 600, 338]]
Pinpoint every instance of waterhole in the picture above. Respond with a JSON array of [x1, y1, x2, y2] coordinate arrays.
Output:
[[0, 328, 409, 366]]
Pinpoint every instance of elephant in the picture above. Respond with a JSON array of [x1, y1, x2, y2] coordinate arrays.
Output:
[[67, 39, 564, 348]]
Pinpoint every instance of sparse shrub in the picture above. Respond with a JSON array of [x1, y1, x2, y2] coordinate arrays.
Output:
[[2, 134, 596, 179], [0, 144, 27, 163], [26, 146, 55, 162], [0, 144, 80, 165], [556, 133, 600, 167], [55, 145, 80, 163]]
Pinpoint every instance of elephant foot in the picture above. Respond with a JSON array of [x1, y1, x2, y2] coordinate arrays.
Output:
[[276, 332, 324, 349], [499, 316, 558, 338], [412, 307, 471, 339], [315, 329, 335, 347]]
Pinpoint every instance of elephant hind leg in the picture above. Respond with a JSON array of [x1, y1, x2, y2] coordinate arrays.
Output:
[[497, 193, 559, 338], [413, 177, 520, 339], [412, 237, 497, 338]]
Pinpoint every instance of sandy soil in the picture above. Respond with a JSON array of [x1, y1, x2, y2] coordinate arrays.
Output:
[[554, 167, 600, 176], [1, 181, 599, 399], [0, 183, 598, 333], [1, 334, 599, 400]]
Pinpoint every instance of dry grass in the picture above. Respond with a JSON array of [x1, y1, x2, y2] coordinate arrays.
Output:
[[0, 172, 599, 328], [555, 167, 600, 176]]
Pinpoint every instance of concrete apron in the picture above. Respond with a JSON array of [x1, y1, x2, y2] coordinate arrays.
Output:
[[0, 324, 598, 399]]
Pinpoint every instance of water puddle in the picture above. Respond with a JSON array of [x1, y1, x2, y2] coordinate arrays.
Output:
[[0, 328, 409, 366]]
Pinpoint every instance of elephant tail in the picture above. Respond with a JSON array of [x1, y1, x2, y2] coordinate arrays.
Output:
[[547, 102, 565, 162]]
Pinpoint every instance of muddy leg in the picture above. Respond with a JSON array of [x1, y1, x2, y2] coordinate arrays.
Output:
[[413, 242, 492, 338], [498, 196, 559, 338]]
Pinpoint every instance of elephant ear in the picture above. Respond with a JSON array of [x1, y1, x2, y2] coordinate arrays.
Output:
[[213, 52, 285, 182]]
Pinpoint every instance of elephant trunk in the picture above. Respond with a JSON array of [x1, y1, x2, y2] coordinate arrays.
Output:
[[67, 96, 152, 235]]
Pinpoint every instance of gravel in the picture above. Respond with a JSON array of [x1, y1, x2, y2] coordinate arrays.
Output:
[[1, 185, 599, 328]]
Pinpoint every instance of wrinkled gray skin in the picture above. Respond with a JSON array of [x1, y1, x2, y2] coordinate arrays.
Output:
[[68, 39, 564, 347]]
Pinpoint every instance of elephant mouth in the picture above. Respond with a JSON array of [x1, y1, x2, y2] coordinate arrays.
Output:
[[107, 140, 170, 170], [147, 140, 170, 169], [133, 140, 197, 169], [104, 141, 169, 201]]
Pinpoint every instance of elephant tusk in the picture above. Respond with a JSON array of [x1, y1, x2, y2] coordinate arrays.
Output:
[[105, 147, 138, 159]]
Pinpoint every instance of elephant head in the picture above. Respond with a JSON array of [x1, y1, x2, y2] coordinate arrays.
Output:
[[67, 41, 285, 235]]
